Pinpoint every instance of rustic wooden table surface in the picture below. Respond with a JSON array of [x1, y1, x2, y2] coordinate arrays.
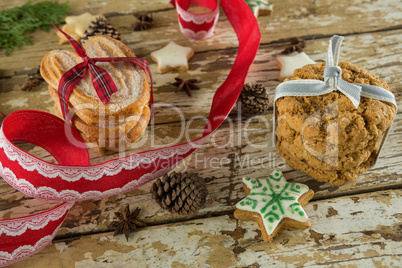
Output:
[[0, 0, 401, 267]]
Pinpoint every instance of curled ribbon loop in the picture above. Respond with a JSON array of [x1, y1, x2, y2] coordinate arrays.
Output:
[[53, 24, 154, 122], [323, 35, 362, 108], [0, 0, 260, 266]]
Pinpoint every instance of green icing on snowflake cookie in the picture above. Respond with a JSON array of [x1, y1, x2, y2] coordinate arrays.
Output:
[[236, 169, 310, 235], [245, 0, 273, 17]]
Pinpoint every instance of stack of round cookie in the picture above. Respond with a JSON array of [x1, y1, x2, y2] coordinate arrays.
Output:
[[275, 62, 396, 185], [41, 36, 151, 152]]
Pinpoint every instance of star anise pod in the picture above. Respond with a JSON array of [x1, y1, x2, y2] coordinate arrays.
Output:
[[173, 78, 200, 97], [132, 13, 154, 31], [281, 37, 306, 54], [21, 67, 44, 91], [109, 204, 146, 241]]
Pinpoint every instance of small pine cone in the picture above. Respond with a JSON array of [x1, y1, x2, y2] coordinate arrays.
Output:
[[150, 172, 208, 215], [238, 83, 270, 116], [81, 17, 121, 45]]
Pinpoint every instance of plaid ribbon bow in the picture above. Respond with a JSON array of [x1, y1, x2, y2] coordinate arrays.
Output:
[[53, 24, 153, 121]]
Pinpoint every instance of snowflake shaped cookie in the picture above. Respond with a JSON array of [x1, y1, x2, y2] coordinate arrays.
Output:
[[234, 169, 314, 242], [246, 0, 273, 17], [150, 41, 194, 73]]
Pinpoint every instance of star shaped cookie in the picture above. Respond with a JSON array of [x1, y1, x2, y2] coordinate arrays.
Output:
[[150, 41, 194, 73], [57, 13, 104, 44], [234, 169, 314, 242], [276, 51, 315, 81]]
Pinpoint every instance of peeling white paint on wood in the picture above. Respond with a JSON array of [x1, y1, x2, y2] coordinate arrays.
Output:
[[1, 0, 401, 266], [0, 114, 400, 236], [8, 190, 401, 268]]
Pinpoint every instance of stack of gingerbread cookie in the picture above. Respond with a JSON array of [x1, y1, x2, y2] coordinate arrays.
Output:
[[40, 36, 151, 152]]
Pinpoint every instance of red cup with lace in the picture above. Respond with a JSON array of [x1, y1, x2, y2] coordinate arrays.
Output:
[[176, 0, 219, 40]]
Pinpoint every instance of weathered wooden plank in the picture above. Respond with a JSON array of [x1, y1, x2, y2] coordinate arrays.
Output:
[[0, 0, 172, 14], [1, 0, 402, 77], [8, 189, 402, 268], [1, 0, 401, 249], [1, 29, 401, 124], [0, 110, 400, 237], [1, 0, 401, 266], [1, 26, 402, 230]]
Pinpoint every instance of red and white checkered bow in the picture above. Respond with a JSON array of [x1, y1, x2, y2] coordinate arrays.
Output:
[[53, 24, 154, 122]]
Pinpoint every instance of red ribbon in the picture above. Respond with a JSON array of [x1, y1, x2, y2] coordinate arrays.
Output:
[[53, 24, 154, 122], [0, 0, 260, 266]]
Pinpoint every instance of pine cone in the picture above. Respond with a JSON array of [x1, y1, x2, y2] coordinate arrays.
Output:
[[238, 83, 270, 116], [81, 17, 121, 45], [150, 172, 208, 215]]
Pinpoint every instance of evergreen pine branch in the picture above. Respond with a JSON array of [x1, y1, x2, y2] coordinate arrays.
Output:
[[0, 1, 70, 56]]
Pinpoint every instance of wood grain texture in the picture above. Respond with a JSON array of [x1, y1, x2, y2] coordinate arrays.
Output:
[[1, 0, 401, 76], [0, 0, 401, 266], [8, 189, 402, 268], [0, 28, 401, 236], [0, 114, 400, 237], [1, 30, 401, 122]]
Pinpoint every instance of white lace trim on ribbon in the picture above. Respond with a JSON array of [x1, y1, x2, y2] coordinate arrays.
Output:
[[0, 158, 171, 201], [0, 225, 62, 266], [0, 129, 205, 182], [176, 2, 219, 24], [0, 201, 72, 236]]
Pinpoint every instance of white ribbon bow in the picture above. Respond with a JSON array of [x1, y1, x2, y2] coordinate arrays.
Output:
[[274, 35, 397, 109]]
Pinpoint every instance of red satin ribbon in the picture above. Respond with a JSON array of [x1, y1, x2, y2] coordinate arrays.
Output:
[[0, 0, 260, 266], [54, 24, 154, 122]]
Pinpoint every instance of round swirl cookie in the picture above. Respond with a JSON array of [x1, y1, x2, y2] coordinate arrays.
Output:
[[275, 62, 396, 185]]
